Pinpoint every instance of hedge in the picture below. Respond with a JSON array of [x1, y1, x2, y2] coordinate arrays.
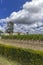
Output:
[[0, 44, 43, 65]]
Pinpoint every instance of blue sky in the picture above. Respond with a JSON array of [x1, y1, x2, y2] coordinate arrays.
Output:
[[0, 0, 31, 19], [0, 0, 43, 34]]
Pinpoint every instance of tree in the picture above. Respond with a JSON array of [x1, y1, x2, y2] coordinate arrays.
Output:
[[0, 30, 3, 36], [6, 21, 14, 34]]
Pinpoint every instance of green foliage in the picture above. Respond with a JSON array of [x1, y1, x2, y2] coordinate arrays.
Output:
[[6, 21, 14, 33], [1, 34, 43, 41], [0, 55, 21, 65], [0, 44, 43, 65]]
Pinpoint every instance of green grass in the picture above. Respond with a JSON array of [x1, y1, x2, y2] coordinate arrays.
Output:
[[0, 55, 21, 65], [1, 34, 43, 40], [0, 44, 43, 65]]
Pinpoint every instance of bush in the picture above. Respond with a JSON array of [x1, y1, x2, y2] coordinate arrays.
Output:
[[0, 44, 43, 65]]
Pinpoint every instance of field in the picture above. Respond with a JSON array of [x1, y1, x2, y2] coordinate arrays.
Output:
[[0, 44, 43, 65], [0, 34, 43, 65], [0, 55, 21, 65], [1, 34, 43, 40], [0, 39, 43, 51]]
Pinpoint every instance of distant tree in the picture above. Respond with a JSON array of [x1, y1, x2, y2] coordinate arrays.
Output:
[[6, 21, 14, 34], [0, 30, 3, 35]]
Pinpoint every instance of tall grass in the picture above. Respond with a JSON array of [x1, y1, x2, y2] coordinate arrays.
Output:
[[0, 44, 43, 65]]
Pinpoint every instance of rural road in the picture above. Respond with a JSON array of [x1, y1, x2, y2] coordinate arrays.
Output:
[[0, 39, 43, 51]]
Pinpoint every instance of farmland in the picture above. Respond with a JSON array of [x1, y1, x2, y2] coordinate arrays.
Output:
[[0, 34, 43, 65], [1, 34, 43, 41], [0, 55, 21, 65], [0, 34, 43, 50], [0, 44, 43, 65]]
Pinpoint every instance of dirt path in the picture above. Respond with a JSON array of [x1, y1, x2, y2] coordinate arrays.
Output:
[[0, 39, 43, 51]]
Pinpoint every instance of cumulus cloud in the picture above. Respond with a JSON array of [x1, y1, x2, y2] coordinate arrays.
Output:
[[0, 0, 43, 24], [0, 0, 43, 33], [9, 0, 43, 24]]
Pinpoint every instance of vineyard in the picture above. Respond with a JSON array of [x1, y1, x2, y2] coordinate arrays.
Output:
[[1, 34, 43, 40], [0, 34, 43, 65]]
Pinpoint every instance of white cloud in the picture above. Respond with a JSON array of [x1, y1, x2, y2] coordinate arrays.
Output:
[[0, 0, 43, 24], [8, 0, 43, 24], [0, 26, 5, 32], [0, 0, 43, 33]]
